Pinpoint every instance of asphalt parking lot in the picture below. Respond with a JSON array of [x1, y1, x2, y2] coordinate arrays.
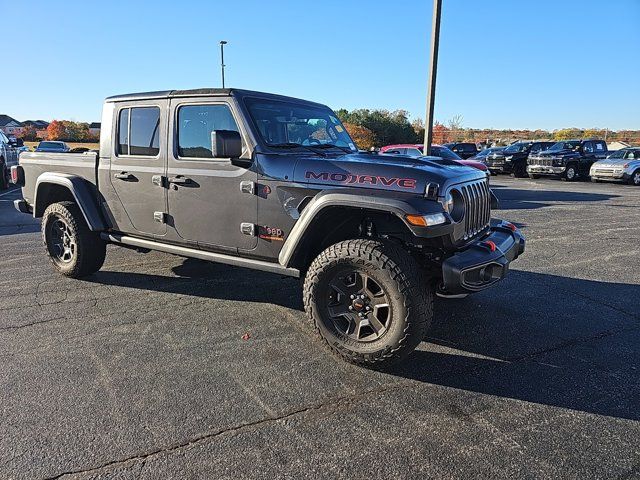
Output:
[[1, 177, 639, 479]]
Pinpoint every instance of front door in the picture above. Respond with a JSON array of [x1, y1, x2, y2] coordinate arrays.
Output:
[[166, 99, 257, 251], [109, 101, 167, 236]]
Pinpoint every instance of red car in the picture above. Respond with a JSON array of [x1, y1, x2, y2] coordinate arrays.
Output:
[[379, 144, 488, 172]]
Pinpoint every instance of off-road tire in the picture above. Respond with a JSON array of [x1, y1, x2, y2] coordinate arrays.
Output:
[[562, 164, 578, 182], [42, 201, 106, 278], [629, 169, 640, 186], [0, 158, 7, 190], [303, 239, 433, 367]]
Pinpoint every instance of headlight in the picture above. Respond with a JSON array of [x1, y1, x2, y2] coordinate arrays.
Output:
[[440, 189, 465, 223], [405, 212, 447, 227]]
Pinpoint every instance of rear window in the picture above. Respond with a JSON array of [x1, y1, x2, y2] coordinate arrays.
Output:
[[117, 106, 160, 156]]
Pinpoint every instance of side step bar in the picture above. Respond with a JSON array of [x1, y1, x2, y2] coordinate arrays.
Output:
[[100, 233, 300, 278]]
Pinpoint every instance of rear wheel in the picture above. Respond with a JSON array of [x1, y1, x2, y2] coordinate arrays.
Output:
[[303, 239, 432, 367], [42, 201, 106, 278], [629, 169, 640, 186]]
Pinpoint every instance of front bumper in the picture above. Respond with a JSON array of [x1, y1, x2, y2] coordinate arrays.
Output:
[[440, 220, 525, 295], [527, 164, 565, 175], [14, 199, 31, 214]]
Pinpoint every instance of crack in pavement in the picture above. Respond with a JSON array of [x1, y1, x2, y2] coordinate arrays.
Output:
[[44, 381, 410, 480]]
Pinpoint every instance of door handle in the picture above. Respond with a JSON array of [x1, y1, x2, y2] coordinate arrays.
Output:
[[114, 172, 136, 181], [168, 176, 192, 185]]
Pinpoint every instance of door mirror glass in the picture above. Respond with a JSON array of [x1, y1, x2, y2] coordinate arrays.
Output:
[[211, 130, 242, 158]]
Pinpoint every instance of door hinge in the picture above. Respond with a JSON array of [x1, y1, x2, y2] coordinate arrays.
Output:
[[152, 175, 166, 187], [154, 211, 166, 223], [240, 222, 256, 236], [240, 181, 255, 195]]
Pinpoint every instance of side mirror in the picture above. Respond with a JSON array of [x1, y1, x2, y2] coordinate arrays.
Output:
[[211, 130, 242, 158]]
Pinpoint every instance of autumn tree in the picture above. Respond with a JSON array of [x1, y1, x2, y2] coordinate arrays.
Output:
[[19, 125, 38, 141], [343, 122, 375, 150], [46, 120, 67, 140]]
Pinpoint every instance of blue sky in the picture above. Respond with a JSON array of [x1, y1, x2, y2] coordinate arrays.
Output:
[[2, 0, 638, 130]]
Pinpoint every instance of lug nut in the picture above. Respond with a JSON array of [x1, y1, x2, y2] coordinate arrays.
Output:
[[360, 294, 365, 299], [348, 306, 353, 311], [366, 306, 371, 311], [358, 313, 364, 317], [350, 295, 355, 299]]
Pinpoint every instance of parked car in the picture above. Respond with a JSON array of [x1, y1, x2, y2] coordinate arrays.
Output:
[[527, 139, 608, 181], [11, 87, 525, 367], [443, 142, 479, 159], [590, 147, 640, 186], [485, 141, 555, 178], [35, 141, 71, 153], [469, 146, 506, 163], [0, 130, 21, 190], [379, 144, 488, 173]]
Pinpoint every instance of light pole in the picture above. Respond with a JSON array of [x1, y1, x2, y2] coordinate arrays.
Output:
[[220, 40, 228, 88], [423, 0, 442, 156]]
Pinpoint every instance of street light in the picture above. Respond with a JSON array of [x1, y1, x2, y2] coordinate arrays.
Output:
[[220, 40, 228, 88], [423, 0, 442, 156]]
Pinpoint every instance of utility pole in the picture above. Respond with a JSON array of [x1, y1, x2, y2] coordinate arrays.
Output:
[[220, 40, 228, 88], [423, 0, 442, 156]]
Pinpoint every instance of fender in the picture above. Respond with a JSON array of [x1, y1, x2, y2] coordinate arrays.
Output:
[[278, 188, 450, 267], [33, 173, 107, 231]]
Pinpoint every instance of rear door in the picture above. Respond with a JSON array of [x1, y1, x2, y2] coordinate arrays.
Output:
[[166, 98, 257, 251], [109, 101, 168, 237]]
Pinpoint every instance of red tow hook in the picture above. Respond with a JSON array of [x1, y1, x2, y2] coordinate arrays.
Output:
[[504, 222, 517, 232], [481, 240, 497, 252]]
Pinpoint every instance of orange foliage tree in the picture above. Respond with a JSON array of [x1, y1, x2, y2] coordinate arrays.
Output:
[[46, 120, 67, 140], [343, 122, 375, 150]]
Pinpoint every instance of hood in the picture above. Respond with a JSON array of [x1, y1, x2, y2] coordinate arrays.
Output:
[[293, 152, 483, 195], [592, 158, 631, 167], [535, 149, 575, 157]]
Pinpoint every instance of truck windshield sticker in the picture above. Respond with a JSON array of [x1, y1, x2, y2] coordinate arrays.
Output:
[[305, 171, 417, 189]]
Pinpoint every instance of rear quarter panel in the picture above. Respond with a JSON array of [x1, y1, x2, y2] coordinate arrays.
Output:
[[19, 151, 98, 204]]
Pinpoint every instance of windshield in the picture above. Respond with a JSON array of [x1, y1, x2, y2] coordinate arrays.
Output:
[[431, 146, 462, 160], [549, 141, 579, 151], [245, 98, 357, 151], [504, 143, 528, 153], [607, 149, 626, 159]]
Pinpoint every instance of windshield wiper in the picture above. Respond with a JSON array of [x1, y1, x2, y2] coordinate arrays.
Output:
[[269, 142, 327, 157], [308, 143, 353, 154]]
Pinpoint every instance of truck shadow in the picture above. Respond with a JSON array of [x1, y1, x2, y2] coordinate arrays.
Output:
[[88, 261, 640, 421], [493, 188, 620, 210]]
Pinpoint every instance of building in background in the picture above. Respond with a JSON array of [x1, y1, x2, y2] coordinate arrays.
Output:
[[23, 120, 50, 139], [0, 115, 24, 136]]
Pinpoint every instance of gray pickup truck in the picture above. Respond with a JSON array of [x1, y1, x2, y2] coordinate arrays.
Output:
[[12, 88, 525, 366]]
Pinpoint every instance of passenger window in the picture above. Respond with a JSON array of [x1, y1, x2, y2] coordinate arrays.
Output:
[[117, 107, 160, 156], [405, 148, 422, 156], [595, 142, 605, 151], [583, 142, 594, 153], [177, 104, 239, 158]]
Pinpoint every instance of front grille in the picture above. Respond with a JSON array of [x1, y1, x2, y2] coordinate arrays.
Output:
[[594, 168, 614, 174], [529, 157, 553, 166], [454, 178, 491, 241]]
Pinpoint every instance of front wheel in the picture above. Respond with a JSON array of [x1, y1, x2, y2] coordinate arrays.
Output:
[[562, 165, 578, 182], [629, 169, 640, 186], [42, 201, 107, 278], [303, 239, 433, 367]]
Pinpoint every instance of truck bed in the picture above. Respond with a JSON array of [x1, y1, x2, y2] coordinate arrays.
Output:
[[19, 151, 98, 204]]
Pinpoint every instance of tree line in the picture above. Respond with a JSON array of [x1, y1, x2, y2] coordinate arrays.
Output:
[[20, 120, 99, 142], [335, 108, 640, 149]]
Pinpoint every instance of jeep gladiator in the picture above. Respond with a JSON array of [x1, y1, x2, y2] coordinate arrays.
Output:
[[12, 88, 525, 366]]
